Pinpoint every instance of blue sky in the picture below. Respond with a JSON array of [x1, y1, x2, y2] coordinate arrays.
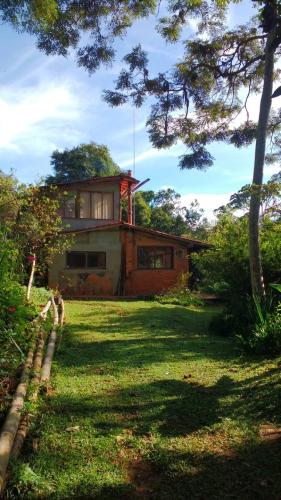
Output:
[[0, 0, 279, 218]]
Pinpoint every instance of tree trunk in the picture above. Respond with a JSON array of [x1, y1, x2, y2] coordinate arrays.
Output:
[[248, 28, 276, 299]]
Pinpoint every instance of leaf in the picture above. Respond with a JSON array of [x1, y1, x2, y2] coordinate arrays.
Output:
[[270, 283, 281, 293], [66, 425, 80, 432], [272, 86, 281, 98]]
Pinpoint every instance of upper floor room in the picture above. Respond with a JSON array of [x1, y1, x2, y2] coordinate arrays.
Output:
[[55, 172, 141, 230]]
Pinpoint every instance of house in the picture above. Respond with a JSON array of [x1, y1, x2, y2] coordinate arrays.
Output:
[[48, 172, 209, 297]]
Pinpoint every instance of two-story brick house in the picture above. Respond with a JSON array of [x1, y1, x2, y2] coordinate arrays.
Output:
[[48, 172, 208, 297]]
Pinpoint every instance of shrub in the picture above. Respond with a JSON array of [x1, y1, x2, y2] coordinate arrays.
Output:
[[0, 281, 36, 368], [239, 303, 281, 355], [194, 214, 281, 338], [156, 273, 203, 307]]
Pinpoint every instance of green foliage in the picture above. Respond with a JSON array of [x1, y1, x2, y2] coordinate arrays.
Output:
[[156, 273, 203, 307], [14, 184, 73, 275], [194, 212, 281, 338], [215, 174, 281, 218], [123, 188, 209, 238], [0, 280, 36, 403], [46, 142, 120, 184], [240, 303, 281, 355], [8, 463, 53, 499]]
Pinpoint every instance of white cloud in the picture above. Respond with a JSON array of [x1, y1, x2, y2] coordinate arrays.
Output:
[[0, 82, 82, 153], [119, 143, 184, 167], [181, 192, 233, 219]]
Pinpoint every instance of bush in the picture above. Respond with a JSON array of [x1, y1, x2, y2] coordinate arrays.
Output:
[[239, 303, 281, 355], [156, 273, 203, 307], [0, 281, 36, 360], [194, 213, 281, 338]]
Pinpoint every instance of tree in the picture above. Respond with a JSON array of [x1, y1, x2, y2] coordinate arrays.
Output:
[[216, 173, 281, 219], [104, 0, 281, 299], [13, 185, 71, 300], [46, 143, 120, 184], [123, 187, 208, 237], [0, 171, 20, 224], [193, 211, 281, 335]]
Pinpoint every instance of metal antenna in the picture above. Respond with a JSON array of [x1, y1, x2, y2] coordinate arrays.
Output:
[[132, 107, 136, 224], [133, 107, 136, 177]]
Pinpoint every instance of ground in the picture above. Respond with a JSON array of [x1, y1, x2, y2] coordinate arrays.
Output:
[[10, 300, 281, 499]]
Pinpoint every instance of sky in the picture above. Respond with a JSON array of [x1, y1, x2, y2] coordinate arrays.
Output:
[[0, 0, 280, 219]]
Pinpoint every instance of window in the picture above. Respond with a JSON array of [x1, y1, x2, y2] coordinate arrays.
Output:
[[137, 247, 173, 269], [66, 251, 106, 269], [79, 192, 91, 218], [66, 251, 86, 268], [64, 195, 76, 218], [87, 252, 106, 268], [79, 192, 114, 219]]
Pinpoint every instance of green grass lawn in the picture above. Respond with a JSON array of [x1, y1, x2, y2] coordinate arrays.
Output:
[[11, 300, 281, 499]]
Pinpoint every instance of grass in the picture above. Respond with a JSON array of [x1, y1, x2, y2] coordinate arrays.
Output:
[[9, 300, 281, 499]]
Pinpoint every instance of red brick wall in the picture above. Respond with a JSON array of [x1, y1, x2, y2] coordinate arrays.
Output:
[[123, 230, 189, 296]]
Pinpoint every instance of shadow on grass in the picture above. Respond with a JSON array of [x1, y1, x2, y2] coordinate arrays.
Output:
[[14, 303, 281, 499], [58, 304, 240, 371]]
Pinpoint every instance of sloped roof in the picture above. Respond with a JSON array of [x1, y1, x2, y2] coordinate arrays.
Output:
[[49, 173, 139, 187], [64, 222, 210, 250]]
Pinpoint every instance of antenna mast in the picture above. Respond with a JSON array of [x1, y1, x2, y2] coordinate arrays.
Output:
[[132, 108, 136, 224]]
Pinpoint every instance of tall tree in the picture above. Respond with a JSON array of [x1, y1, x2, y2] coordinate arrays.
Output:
[[104, 0, 281, 299], [46, 143, 120, 184]]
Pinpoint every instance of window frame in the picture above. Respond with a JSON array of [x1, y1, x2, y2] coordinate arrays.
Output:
[[137, 246, 174, 270], [66, 251, 106, 269], [60, 191, 115, 220], [78, 191, 114, 220]]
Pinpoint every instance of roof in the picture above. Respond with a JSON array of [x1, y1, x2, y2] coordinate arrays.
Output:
[[48, 173, 140, 188], [64, 222, 210, 250]]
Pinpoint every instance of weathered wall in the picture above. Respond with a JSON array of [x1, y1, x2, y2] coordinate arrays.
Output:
[[48, 229, 121, 296], [122, 230, 189, 296], [62, 180, 120, 230]]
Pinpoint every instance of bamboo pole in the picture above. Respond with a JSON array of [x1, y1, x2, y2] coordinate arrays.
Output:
[[39, 299, 52, 320], [10, 330, 45, 460], [11, 296, 61, 459], [41, 297, 59, 383], [0, 342, 35, 494], [58, 295, 65, 327], [0, 295, 64, 491]]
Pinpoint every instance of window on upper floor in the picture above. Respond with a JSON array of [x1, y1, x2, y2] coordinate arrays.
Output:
[[59, 191, 114, 219], [137, 246, 173, 269]]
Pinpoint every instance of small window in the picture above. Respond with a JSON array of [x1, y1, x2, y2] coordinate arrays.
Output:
[[137, 247, 173, 269], [66, 251, 86, 269], [66, 251, 106, 269]]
